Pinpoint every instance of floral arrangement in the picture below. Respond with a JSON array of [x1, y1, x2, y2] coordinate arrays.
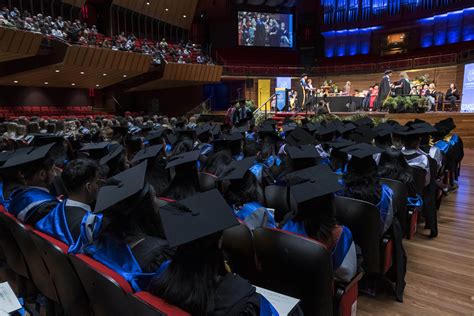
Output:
[[382, 95, 429, 113]]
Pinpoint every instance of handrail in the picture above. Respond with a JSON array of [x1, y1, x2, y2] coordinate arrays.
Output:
[[186, 98, 212, 116], [254, 93, 276, 119]]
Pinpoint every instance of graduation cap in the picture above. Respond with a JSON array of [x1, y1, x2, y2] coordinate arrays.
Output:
[[159, 189, 239, 247], [99, 144, 124, 166], [409, 122, 437, 134], [0, 151, 14, 167], [302, 122, 319, 133], [260, 119, 277, 129], [285, 127, 314, 146], [258, 125, 281, 142], [337, 122, 357, 134], [139, 124, 154, 133], [288, 165, 343, 205], [222, 132, 243, 142], [166, 133, 178, 146], [218, 156, 257, 181], [314, 123, 338, 138], [384, 70, 393, 75], [80, 142, 111, 159], [211, 124, 221, 137], [353, 116, 374, 127], [1, 143, 56, 169], [340, 143, 384, 159], [436, 118, 456, 132], [349, 126, 377, 144], [112, 126, 128, 137], [165, 150, 201, 169], [94, 161, 148, 213], [196, 124, 212, 137], [300, 73, 308, 78], [232, 125, 249, 135], [29, 134, 65, 146], [325, 139, 355, 150], [372, 123, 395, 138], [131, 145, 163, 165], [282, 122, 298, 133], [286, 144, 320, 160]]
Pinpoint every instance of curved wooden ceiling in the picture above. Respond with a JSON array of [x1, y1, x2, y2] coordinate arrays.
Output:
[[0, 28, 43, 63], [61, 0, 87, 8], [112, 0, 198, 29]]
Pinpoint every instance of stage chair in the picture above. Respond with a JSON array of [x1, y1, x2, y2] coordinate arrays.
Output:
[[70, 253, 134, 316], [222, 222, 260, 283], [442, 96, 462, 112], [129, 292, 190, 316], [409, 167, 426, 239], [30, 230, 91, 316], [253, 227, 334, 316]]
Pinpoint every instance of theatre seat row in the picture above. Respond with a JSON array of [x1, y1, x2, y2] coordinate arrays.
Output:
[[0, 106, 113, 120], [0, 206, 189, 316]]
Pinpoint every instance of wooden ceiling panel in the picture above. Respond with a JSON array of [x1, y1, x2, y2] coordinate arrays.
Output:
[[0, 27, 43, 63], [112, 0, 198, 29], [129, 63, 223, 91], [61, 0, 86, 8], [0, 45, 152, 89]]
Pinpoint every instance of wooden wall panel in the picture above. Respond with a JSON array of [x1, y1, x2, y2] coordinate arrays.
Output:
[[112, 0, 198, 29], [0, 27, 42, 62], [61, 0, 86, 7]]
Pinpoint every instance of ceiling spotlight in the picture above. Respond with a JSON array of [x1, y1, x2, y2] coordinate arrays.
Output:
[[71, 83, 76, 86], [123, 74, 127, 78], [183, 14, 187, 18], [44, 82, 49, 85], [13, 80, 18, 84], [146, 1, 150, 5], [55, 69, 60, 73], [103, 73, 107, 76], [96, 84, 100, 87], [165, 8, 169, 11], [80, 71, 85, 75]]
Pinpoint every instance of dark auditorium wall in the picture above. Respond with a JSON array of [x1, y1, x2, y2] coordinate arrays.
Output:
[[0, 86, 90, 107]]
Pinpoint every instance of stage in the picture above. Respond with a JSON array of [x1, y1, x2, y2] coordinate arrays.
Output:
[[209, 111, 474, 149]]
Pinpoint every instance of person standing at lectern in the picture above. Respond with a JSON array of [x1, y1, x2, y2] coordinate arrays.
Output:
[[377, 70, 393, 111]]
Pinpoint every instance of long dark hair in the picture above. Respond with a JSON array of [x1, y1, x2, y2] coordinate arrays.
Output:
[[343, 156, 381, 205], [378, 148, 417, 196], [150, 233, 225, 315], [223, 171, 261, 206], [202, 151, 232, 177], [163, 163, 199, 200]]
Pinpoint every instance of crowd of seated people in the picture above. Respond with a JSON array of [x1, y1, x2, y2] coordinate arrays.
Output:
[[0, 110, 464, 314], [0, 6, 212, 65]]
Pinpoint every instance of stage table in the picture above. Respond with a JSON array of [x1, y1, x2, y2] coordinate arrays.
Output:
[[312, 96, 365, 112]]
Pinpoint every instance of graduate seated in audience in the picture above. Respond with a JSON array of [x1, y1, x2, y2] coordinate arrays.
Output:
[[150, 190, 292, 315], [162, 150, 201, 200], [280, 164, 358, 283], [219, 157, 275, 229], [0, 151, 25, 209], [78, 162, 174, 291], [35, 159, 101, 247], [202, 150, 232, 178], [5, 143, 59, 224], [398, 128, 431, 186], [340, 143, 394, 234]]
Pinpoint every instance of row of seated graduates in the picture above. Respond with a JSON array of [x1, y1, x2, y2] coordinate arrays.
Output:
[[0, 113, 463, 315]]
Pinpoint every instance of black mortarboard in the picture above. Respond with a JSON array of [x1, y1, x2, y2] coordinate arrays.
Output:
[[437, 118, 456, 132], [384, 70, 393, 75], [159, 189, 239, 247], [315, 123, 338, 137], [302, 122, 319, 133], [301, 73, 308, 78], [0, 151, 14, 167], [409, 122, 437, 134], [260, 119, 277, 129], [94, 161, 148, 213], [258, 125, 281, 142], [325, 139, 355, 150], [222, 132, 243, 142], [165, 150, 201, 169], [166, 133, 178, 146], [353, 116, 374, 127], [285, 127, 314, 146], [99, 144, 124, 166], [288, 164, 342, 204], [373, 123, 395, 138], [340, 143, 384, 159], [80, 141, 110, 152], [337, 122, 357, 134], [131, 145, 163, 164], [349, 125, 377, 144], [282, 122, 298, 133], [218, 156, 256, 181], [196, 124, 212, 137], [232, 125, 249, 135], [138, 124, 153, 133], [286, 144, 320, 160], [211, 124, 221, 137], [1, 143, 55, 169], [29, 134, 65, 146], [175, 128, 196, 141]]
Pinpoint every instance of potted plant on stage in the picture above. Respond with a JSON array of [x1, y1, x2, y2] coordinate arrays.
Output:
[[382, 96, 429, 113]]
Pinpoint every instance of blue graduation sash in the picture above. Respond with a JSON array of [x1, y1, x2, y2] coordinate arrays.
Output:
[[81, 235, 159, 292], [434, 140, 449, 154], [199, 143, 214, 156], [259, 295, 279, 316], [377, 184, 394, 233], [0, 181, 11, 209], [235, 202, 276, 229], [281, 219, 307, 236], [8, 187, 56, 222], [331, 226, 353, 270]]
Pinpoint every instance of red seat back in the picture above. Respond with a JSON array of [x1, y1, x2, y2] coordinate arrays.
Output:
[[69, 254, 133, 316], [0, 208, 29, 277], [130, 292, 190, 316], [30, 230, 91, 316]]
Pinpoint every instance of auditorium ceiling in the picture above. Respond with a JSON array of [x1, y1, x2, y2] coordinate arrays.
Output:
[[112, 0, 198, 29], [0, 28, 43, 63]]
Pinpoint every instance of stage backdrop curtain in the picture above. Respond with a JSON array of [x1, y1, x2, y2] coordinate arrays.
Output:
[[258, 79, 271, 111]]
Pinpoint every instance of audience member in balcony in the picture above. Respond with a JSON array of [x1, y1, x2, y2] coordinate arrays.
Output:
[[160, 38, 168, 49], [177, 56, 186, 64], [445, 83, 460, 109]]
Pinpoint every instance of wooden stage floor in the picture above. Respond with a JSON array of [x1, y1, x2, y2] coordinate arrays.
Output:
[[358, 149, 474, 316]]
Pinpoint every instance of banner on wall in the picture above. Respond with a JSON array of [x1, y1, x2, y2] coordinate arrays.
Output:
[[276, 77, 292, 90], [461, 63, 474, 112], [275, 88, 287, 111], [258, 79, 271, 111]]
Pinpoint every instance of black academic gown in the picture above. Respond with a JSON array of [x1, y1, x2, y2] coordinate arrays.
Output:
[[64, 206, 88, 240], [131, 236, 175, 273], [377, 76, 391, 110]]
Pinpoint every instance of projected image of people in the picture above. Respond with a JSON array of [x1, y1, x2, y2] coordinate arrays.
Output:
[[238, 11, 293, 48]]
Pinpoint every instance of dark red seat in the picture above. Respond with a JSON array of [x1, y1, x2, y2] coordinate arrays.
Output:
[[0, 208, 29, 279], [69, 253, 133, 316], [380, 178, 408, 237], [30, 230, 91, 316], [129, 292, 190, 316], [253, 227, 334, 316]]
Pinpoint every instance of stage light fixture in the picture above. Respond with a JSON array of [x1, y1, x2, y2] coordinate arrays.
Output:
[[55, 69, 60, 73], [183, 15, 187, 18], [44, 82, 49, 85], [165, 8, 169, 11], [146, 2, 150, 5], [13, 80, 18, 84], [71, 83, 76, 86], [80, 71, 85, 75], [103, 73, 107, 76], [96, 84, 100, 87], [123, 74, 127, 78]]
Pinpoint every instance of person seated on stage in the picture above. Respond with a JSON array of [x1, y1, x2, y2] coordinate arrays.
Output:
[[78, 162, 174, 291], [280, 164, 358, 283], [445, 83, 460, 109], [341, 81, 352, 96], [5, 143, 59, 225], [339, 143, 394, 234], [425, 83, 438, 111], [150, 190, 285, 316], [219, 157, 275, 229], [35, 159, 101, 247], [410, 87, 418, 96]]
